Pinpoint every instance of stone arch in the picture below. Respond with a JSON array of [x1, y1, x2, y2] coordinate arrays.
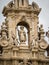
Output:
[[16, 16, 31, 28], [17, 21, 30, 31]]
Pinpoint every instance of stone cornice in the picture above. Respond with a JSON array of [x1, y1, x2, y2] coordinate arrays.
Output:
[[2, 6, 41, 16]]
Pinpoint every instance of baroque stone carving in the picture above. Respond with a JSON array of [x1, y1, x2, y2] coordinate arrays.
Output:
[[1, 39, 9, 47], [0, 0, 49, 65], [39, 40, 48, 49], [11, 31, 18, 46], [18, 26, 26, 43], [7, 1, 14, 8], [31, 39, 38, 48], [0, 23, 9, 47], [32, 2, 39, 10]]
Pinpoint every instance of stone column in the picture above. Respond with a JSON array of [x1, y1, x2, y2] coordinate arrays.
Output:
[[24, 0, 28, 7], [19, 0, 22, 7], [14, 0, 18, 8]]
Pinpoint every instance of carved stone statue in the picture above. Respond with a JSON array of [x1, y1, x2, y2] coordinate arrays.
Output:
[[39, 25, 44, 32], [18, 26, 26, 42], [1, 22, 8, 40], [0, 31, 9, 47], [11, 31, 18, 46], [32, 39, 38, 48], [2, 31, 7, 39]]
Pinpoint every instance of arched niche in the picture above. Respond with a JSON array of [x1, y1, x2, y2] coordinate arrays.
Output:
[[16, 21, 30, 45]]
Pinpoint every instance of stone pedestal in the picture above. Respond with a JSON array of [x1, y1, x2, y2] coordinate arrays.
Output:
[[12, 46, 19, 58], [19, 42, 26, 46]]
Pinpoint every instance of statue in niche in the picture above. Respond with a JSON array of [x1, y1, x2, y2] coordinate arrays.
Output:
[[18, 26, 26, 43], [1, 22, 8, 40], [0, 22, 9, 47]]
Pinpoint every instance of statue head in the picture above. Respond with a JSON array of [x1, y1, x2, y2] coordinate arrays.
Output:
[[20, 26, 24, 30]]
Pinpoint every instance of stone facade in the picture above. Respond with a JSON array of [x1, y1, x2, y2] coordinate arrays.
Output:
[[0, 0, 49, 65]]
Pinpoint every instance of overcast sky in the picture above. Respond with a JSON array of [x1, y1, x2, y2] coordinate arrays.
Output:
[[0, 0, 49, 43]]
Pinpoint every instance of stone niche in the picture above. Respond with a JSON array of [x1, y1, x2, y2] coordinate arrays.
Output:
[[16, 21, 30, 46]]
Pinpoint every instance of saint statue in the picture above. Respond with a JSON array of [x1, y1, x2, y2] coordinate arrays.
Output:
[[18, 26, 26, 42]]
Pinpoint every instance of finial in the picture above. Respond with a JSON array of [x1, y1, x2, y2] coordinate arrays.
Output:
[[39, 24, 44, 32]]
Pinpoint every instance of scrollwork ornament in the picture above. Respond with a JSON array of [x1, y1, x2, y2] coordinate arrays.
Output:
[[0, 38, 9, 47], [1, 40, 8, 47], [39, 40, 48, 49]]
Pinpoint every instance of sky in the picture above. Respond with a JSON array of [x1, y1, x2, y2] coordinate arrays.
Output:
[[0, 0, 49, 43]]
